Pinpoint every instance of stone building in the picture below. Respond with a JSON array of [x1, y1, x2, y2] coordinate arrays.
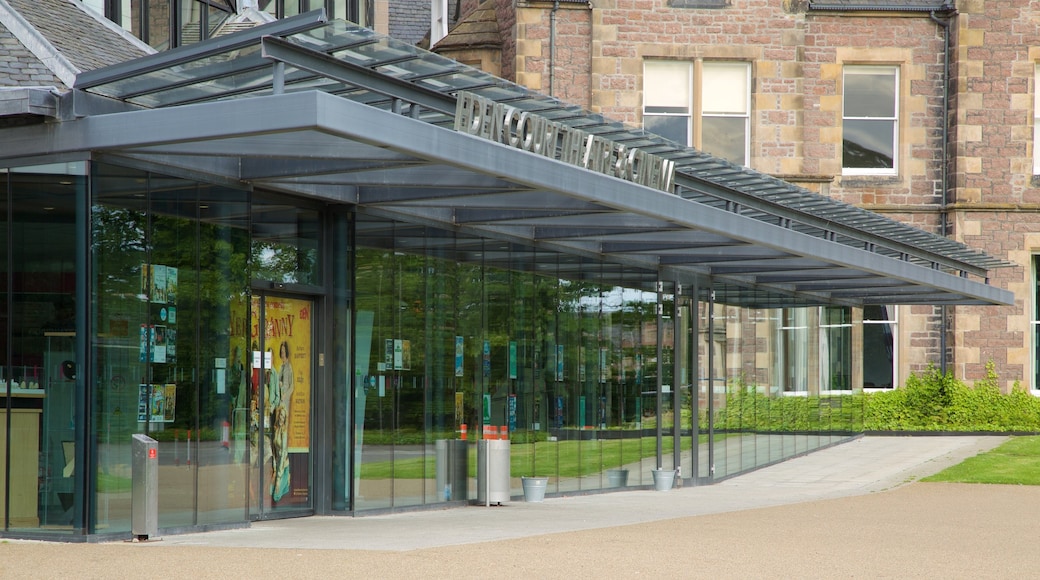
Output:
[[433, 0, 1038, 391]]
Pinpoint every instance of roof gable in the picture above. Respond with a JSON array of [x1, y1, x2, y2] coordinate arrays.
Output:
[[0, 0, 151, 89]]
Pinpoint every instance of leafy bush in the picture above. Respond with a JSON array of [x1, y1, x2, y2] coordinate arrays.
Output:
[[716, 362, 1040, 434], [713, 387, 865, 432], [865, 362, 1040, 432]]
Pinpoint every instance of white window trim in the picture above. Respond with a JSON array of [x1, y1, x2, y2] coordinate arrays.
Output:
[[1034, 65, 1040, 175], [819, 307, 853, 395], [701, 61, 752, 166], [643, 60, 693, 147], [643, 59, 751, 167], [776, 308, 809, 393], [842, 65, 900, 177], [1032, 255, 1040, 395]]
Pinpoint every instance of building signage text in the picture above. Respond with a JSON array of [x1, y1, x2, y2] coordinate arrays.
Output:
[[454, 91, 675, 192]]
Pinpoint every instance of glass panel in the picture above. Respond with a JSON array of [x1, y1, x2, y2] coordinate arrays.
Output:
[[331, 37, 420, 67], [330, 0, 348, 20], [251, 194, 321, 286], [180, 0, 204, 45], [574, 278, 598, 491], [376, 60, 461, 81], [659, 287, 676, 478], [777, 308, 808, 392], [843, 119, 895, 169], [92, 163, 151, 534], [844, 67, 896, 118], [390, 242, 428, 509], [644, 115, 689, 147], [820, 307, 852, 391], [208, 4, 231, 39], [862, 305, 895, 389], [644, 61, 691, 109], [702, 62, 748, 115], [147, 178, 199, 530], [3, 164, 81, 533], [145, 0, 173, 51], [353, 218, 398, 510], [701, 116, 747, 166], [196, 185, 250, 525], [92, 164, 253, 533]]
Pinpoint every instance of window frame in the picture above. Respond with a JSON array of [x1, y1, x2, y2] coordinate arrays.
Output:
[[1032, 255, 1040, 393], [1033, 65, 1040, 175], [776, 307, 809, 395], [819, 306, 853, 394], [861, 305, 898, 391], [643, 59, 752, 167], [842, 64, 900, 176]]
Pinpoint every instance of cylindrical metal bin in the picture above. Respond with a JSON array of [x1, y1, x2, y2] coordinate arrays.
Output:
[[477, 439, 510, 505], [435, 439, 469, 501]]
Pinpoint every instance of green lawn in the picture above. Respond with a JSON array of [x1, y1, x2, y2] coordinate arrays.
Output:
[[358, 434, 699, 480], [922, 436, 1040, 485]]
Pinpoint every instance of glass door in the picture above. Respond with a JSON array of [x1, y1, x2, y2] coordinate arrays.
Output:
[[248, 293, 314, 518]]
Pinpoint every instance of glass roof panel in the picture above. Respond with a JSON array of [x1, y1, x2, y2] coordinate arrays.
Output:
[[415, 72, 497, 92], [73, 13, 1011, 275], [130, 64, 315, 107], [284, 19, 382, 52], [328, 37, 427, 67]]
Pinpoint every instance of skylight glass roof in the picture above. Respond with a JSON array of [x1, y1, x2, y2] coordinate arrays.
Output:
[[64, 10, 1012, 307]]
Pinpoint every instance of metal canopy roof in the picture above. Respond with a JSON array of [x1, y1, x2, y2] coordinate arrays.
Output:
[[1, 10, 1011, 307]]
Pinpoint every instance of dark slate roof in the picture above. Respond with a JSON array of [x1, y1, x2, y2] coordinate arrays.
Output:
[[433, 0, 502, 51], [389, 0, 431, 46], [4, 0, 150, 76], [808, 0, 954, 10], [0, 21, 63, 88]]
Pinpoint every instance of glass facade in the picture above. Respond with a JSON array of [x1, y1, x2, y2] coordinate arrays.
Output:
[[0, 163, 82, 533], [696, 293, 863, 482], [90, 163, 254, 532], [0, 159, 865, 536]]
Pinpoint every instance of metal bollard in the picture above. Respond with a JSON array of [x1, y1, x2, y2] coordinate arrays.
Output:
[[131, 434, 159, 541]]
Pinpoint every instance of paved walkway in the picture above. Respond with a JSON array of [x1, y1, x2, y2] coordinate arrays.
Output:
[[147, 434, 1007, 551], [6, 434, 1037, 579]]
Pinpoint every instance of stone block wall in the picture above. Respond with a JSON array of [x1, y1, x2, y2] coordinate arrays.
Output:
[[437, 0, 1040, 390]]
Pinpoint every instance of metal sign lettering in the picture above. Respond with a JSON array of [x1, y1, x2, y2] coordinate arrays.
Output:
[[454, 91, 676, 193]]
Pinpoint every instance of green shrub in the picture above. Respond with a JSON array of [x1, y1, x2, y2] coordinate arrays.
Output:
[[716, 362, 1040, 434], [713, 387, 864, 432], [865, 362, 1040, 432]]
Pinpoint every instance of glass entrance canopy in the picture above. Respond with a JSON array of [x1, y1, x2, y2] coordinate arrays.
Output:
[[5, 9, 1012, 307]]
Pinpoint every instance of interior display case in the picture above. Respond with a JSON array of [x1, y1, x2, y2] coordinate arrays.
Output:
[[37, 332, 76, 526]]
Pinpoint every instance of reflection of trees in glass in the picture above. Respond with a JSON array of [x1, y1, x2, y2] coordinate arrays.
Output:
[[92, 189, 250, 437], [352, 234, 673, 435], [91, 205, 146, 297], [251, 241, 316, 285]]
